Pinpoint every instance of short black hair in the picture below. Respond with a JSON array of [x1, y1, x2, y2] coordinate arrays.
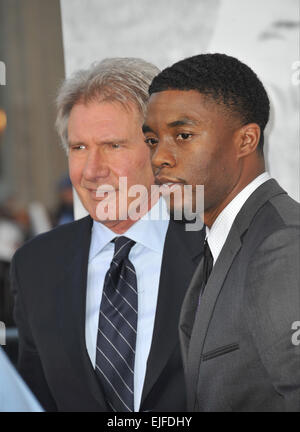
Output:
[[149, 53, 270, 152]]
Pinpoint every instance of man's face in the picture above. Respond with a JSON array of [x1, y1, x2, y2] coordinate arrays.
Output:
[[144, 90, 241, 220], [68, 100, 154, 223]]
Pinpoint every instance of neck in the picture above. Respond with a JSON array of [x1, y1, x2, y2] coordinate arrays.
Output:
[[204, 163, 265, 229], [100, 218, 139, 234], [94, 189, 159, 234]]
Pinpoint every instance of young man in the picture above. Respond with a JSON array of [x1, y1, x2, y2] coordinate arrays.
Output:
[[144, 53, 300, 411]]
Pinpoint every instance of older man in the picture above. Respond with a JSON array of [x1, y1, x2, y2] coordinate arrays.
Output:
[[144, 53, 300, 411], [11, 58, 204, 412]]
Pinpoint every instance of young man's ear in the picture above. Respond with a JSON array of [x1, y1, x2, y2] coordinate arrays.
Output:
[[235, 123, 261, 158]]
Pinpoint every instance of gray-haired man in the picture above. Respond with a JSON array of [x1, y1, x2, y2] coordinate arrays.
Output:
[[11, 58, 204, 412]]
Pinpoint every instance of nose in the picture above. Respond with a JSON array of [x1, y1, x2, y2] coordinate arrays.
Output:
[[83, 148, 110, 181], [151, 139, 176, 172]]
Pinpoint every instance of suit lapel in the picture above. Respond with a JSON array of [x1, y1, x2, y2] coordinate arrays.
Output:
[[179, 257, 205, 369], [55, 216, 108, 410], [180, 178, 287, 410], [141, 220, 204, 406], [185, 226, 242, 410]]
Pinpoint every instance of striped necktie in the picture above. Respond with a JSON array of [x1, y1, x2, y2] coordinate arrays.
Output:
[[95, 236, 137, 412]]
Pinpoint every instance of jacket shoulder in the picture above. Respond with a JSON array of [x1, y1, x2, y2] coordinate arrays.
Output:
[[269, 193, 300, 228], [13, 216, 91, 263]]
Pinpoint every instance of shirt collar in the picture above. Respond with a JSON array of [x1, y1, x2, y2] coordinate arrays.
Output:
[[89, 197, 170, 261], [206, 172, 271, 263]]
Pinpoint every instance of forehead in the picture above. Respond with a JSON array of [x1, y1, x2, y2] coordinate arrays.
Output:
[[68, 100, 141, 137], [146, 89, 224, 126]]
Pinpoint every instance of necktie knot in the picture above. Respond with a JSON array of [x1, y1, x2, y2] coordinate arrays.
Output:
[[204, 239, 212, 259], [113, 236, 136, 265]]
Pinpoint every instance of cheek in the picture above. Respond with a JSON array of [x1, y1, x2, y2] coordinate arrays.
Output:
[[137, 153, 154, 183], [180, 149, 205, 183], [135, 144, 151, 163], [68, 157, 82, 185], [131, 148, 152, 172], [125, 154, 153, 187], [139, 154, 152, 173]]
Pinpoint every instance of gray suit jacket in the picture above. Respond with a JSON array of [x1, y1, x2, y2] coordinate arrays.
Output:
[[179, 179, 300, 412]]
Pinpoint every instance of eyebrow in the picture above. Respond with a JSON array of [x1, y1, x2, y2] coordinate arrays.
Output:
[[167, 118, 202, 127], [68, 138, 127, 147], [142, 124, 154, 134], [142, 118, 202, 134], [68, 140, 83, 148]]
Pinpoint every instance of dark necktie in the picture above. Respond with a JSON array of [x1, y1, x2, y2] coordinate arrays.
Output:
[[199, 238, 214, 298], [96, 236, 137, 412], [203, 238, 213, 285]]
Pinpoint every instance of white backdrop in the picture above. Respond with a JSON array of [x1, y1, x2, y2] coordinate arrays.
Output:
[[208, 0, 299, 202], [59, 0, 300, 218]]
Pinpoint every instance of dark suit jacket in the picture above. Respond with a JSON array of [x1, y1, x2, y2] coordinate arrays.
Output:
[[180, 179, 300, 412], [11, 216, 204, 412]]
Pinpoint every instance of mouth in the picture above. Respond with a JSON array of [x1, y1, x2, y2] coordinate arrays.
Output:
[[84, 186, 118, 200], [155, 176, 185, 188], [155, 178, 186, 197]]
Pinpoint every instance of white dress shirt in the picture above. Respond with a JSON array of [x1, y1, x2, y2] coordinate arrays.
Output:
[[206, 172, 271, 264], [0, 347, 43, 412], [85, 198, 170, 411]]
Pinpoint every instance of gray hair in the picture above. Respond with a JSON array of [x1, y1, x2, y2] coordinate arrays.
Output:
[[55, 57, 160, 151]]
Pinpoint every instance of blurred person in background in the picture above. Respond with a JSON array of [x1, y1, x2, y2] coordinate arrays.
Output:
[[53, 174, 74, 226], [0, 198, 29, 328]]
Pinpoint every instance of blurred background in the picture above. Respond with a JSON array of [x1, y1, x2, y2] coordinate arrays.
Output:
[[0, 0, 299, 363]]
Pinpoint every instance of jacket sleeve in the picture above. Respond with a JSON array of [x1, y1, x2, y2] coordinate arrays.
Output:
[[244, 226, 300, 412], [10, 253, 58, 412]]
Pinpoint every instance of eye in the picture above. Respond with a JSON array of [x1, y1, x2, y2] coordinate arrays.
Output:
[[144, 137, 158, 148], [71, 144, 86, 151], [177, 133, 192, 140], [111, 143, 120, 149]]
